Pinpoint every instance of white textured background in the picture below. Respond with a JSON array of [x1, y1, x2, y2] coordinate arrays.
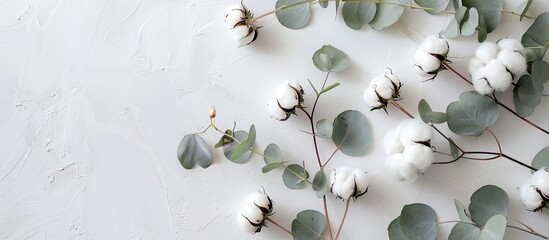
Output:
[[0, 0, 548, 239]]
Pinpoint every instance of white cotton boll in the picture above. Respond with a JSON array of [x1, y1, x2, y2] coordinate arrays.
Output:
[[275, 83, 298, 110], [383, 130, 404, 155], [398, 160, 419, 181], [330, 167, 354, 200], [225, 6, 245, 28], [497, 49, 527, 76], [245, 192, 272, 212], [231, 25, 250, 40], [372, 75, 397, 99], [385, 72, 400, 86], [236, 32, 255, 47], [386, 153, 403, 179], [497, 38, 525, 54], [468, 57, 485, 76], [531, 168, 549, 196], [363, 87, 382, 108], [267, 98, 289, 120], [414, 50, 441, 75], [475, 42, 498, 64], [519, 180, 544, 211], [402, 145, 433, 171], [240, 204, 264, 226], [484, 59, 513, 92], [472, 68, 494, 95], [238, 213, 260, 233], [421, 35, 449, 56], [398, 119, 432, 147], [352, 169, 369, 195]]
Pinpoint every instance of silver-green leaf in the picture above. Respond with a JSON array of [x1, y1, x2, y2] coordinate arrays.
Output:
[[454, 199, 472, 223], [446, 91, 499, 136], [177, 134, 213, 169], [522, 12, 549, 61], [275, 0, 311, 29], [316, 119, 333, 138], [312, 45, 350, 72], [332, 110, 371, 156], [312, 170, 328, 198], [369, 0, 405, 30], [478, 215, 507, 240], [532, 146, 549, 170], [468, 185, 510, 227], [462, 0, 503, 34], [461, 7, 479, 36], [292, 210, 326, 240], [283, 164, 309, 190], [264, 143, 282, 164], [399, 203, 438, 240], [342, 2, 377, 30], [448, 222, 481, 240], [414, 0, 450, 14], [388, 217, 411, 240]]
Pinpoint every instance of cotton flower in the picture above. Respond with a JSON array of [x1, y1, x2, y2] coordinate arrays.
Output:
[[413, 35, 450, 80], [267, 81, 304, 121], [225, 4, 258, 47], [519, 168, 549, 212], [362, 69, 402, 112], [468, 39, 527, 95], [329, 167, 369, 201], [238, 190, 274, 233], [384, 119, 434, 181]]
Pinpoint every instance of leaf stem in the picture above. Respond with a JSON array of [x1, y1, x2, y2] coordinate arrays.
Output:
[[390, 101, 414, 119], [506, 225, 548, 239], [266, 217, 293, 236], [321, 147, 339, 168], [323, 196, 335, 240], [334, 199, 350, 240]]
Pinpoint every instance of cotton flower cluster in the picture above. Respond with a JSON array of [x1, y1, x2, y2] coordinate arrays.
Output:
[[329, 167, 369, 201], [413, 35, 450, 80], [468, 39, 527, 95], [362, 70, 402, 112], [384, 119, 434, 181], [267, 81, 304, 121], [238, 191, 274, 233], [225, 4, 258, 46], [519, 168, 549, 212]]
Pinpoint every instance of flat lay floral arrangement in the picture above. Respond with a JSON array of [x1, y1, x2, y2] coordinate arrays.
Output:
[[180, 0, 548, 239]]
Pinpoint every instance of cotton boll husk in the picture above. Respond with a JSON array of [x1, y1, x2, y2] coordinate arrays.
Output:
[[475, 42, 498, 64], [363, 87, 382, 108], [414, 50, 441, 75], [383, 130, 404, 155], [497, 38, 525, 54], [398, 119, 432, 147], [519, 180, 544, 211], [398, 160, 419, 181], [497, 49, 527, 77], [238, 213, 260, 233], [468, 57, 485, 76], [225, 6, 244, 28], [386, 153, 403, 179], [421, 35, 449, 55], [330, 167, 354, 199], [484, 59, 513, 92], [267, 98, 289, 120], [369, 75, 395, 99], [275, 84, 298, 109], [402, 145, 433, 171], [288, 80, 303, 93], [531, 168, 549, 196], [471, 68, 494, 95], [385, 72, 400, 86], [352, 169, 369, 194], [240, 204, 264, 224], [246, 192, 271, 212]]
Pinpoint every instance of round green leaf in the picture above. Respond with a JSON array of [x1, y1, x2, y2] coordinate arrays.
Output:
[[414, 0, 450, 14], [399, 203, 438, 240], [522, 12, 549, 61], [532, 146, 549, 170], [477, 15, 488, 42], [449, 138, 459, 159], [448, 222, 481, 240], [454, 199, 472, 223], [513, 77, 536, 117], [316, 119, 333, 138], [292, 210, 326, 240], [445, 6, 468, 38], [177, 134, 213, 169], [516, 75, 543, 108], [223, 130, 252, 164], [312, 45, 350, 72], [446, 91, 499, 136], [264, 143, 282, 164], [312, 170, 328, 198], [369, 0, 405, 30], [388, 217, 410, 240], [469, 185, 510, 227], [462, 0, 503, 33], [532, 60, 549, 86], [262, 162, 286, 173], [275, 0, 311, 29], [418, 99, 433, 124], [342, 2, 377, 30], [332, 110, 371, 156], [283, 164, 309, 190], [461, 7, 479, 36], [479, 215, 507, 240], [426, 112, 448, 124]]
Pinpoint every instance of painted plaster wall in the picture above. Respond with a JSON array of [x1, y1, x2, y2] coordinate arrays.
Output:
[[0, 0, 548, 239]]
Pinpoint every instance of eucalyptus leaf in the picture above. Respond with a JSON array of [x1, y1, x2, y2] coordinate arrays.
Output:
[[532, 60, 549, 86], [342, 2, 377, 30], [462, 0, 503, 33], [426, 112, 448, 124], [478, 215, 507, 240], [469, 185, 510, 226], [446, 91, 499, 136], [418, 99, 433, 124], [388, 217, 410, 240], [414, 0, 449, 14], [449, 138, 459, 159], [292, 210, 326, 240], [275, 0, 311, 29], [332, 110, 371, 156], [513, 76, 536, 117], [312, 170, 328, 198], [283, 164, 309, 190], [319, 0, 328, 8], [312, 45, 350, 72], [399, 203, 438, 240], [522, 12, 549, 61], [262, 162, 286, 173], [264, 143, 282, 164], [448, 222, 481, 240], [177, 134, 213, 169], [320, 82, 341, 95], [516, 75, 543, 108], [519, 0, 534, 21], [461, 7, 479, 36], [316, 119, 333, 138], [308, 78, 320, 95], [214, 129, 233, 148], [223, 130, 252, 163], [532, 146, 549, 170], [454, 199, 472, 223], [477, 15, 488, 42], [444, 6, 468, 38], [369, 0, 405, 30]]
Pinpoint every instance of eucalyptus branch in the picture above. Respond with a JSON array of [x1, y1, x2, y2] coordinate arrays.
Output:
[[335, 200, 351, 240], [506, 225, 548, 239], [266, 217, 294, 237]]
